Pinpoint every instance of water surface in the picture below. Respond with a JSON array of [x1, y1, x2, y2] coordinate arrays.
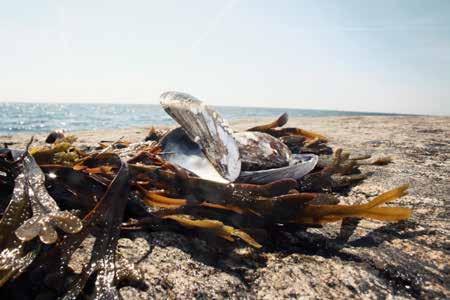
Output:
[[0, 102, 393, 135]]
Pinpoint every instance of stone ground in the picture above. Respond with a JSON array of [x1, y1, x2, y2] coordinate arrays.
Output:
[[2, 116, 449, 299]]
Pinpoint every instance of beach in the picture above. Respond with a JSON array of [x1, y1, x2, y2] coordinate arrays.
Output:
[[1, 115, 449, 298]]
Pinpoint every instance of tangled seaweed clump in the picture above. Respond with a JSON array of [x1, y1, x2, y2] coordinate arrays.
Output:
[[0, 92, 412, 299]]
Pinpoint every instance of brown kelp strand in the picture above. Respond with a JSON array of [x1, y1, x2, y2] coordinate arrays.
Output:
[[0, 91, 412, 299]]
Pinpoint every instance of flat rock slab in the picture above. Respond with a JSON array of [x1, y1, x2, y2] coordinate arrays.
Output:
[[3, 116, 449, 299]]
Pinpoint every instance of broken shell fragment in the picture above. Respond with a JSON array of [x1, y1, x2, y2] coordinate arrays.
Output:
[[237, 154, 318, 184]]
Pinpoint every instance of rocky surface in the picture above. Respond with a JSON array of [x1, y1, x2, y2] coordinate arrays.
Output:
[[2, 116, 449, 299]]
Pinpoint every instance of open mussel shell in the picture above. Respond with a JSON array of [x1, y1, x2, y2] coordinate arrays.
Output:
[[237, 154, 319, 184], [160, 91, 241, 181], [159, 127, 229, 183]]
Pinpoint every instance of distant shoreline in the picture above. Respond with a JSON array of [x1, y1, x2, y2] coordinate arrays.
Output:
[[2, 115, 448, 149], [0, 102, 423, 136], [0, 101, 416, 116]]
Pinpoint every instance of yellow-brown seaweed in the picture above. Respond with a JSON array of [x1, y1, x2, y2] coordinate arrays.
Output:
[[294, 184, 411, 224], [163, 214, 262, 248]]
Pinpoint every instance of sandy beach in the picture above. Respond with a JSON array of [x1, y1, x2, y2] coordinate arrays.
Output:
[[1, 115, 449, 298]]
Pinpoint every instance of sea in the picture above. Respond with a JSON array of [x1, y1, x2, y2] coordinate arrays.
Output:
[[0, 102, 393, 135]]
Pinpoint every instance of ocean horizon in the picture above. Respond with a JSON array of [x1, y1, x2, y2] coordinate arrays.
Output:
[[0, 102, 399, 135]]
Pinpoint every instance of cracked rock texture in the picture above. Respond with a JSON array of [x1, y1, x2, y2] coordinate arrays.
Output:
[[3, 116, 449, 299]]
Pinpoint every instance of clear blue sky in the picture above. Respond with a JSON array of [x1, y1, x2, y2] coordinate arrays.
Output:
[[1, 0, 449, 115]]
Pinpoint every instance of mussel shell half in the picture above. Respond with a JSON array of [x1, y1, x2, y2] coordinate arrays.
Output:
[[45, 129, 65, 144], [160, 127, 229, 183], [237, 154, 318, 184], [160, 91, 241, 181], [234, 131, 292, 171]]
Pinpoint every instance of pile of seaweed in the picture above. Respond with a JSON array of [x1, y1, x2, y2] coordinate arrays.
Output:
[[0, 93, 411, 299]]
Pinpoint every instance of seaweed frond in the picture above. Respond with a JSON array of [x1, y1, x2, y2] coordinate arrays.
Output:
[[294, 184, 411, 224], [163, 214, 262, 248]]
